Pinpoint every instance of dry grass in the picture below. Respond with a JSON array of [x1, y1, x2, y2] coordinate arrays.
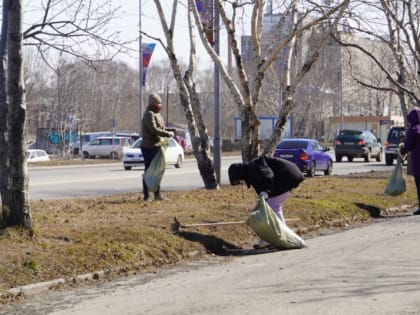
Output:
[[0, 170, 417, 303]]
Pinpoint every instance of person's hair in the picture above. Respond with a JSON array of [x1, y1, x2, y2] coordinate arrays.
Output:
[[228, 163, 244, 185]]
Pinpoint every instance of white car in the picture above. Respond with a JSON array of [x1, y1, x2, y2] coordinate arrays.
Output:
[[123, 138, 184, 170], [27, 149, 50, 162]]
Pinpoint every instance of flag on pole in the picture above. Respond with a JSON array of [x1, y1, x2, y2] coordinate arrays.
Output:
[[141, 43, 156, 86], [196, 0, 214, 46]]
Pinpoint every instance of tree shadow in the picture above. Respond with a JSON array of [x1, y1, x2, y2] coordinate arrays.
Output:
[[174, 230, 280, 256], [355, 202, 384, 218]]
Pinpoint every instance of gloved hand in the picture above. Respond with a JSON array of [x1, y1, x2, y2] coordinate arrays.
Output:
[[259, 191, 269, 199]]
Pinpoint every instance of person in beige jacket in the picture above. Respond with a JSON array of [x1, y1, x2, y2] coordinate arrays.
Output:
[[141, 93, 175, 201]]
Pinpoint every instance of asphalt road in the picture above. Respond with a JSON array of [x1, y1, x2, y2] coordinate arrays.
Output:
[[27, 154, 395, 200], [3, 213, 419, 315]]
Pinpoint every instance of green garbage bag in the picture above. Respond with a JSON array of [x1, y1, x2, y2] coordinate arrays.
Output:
[[248, 193, 306, 249], [385, 155, 406, 196], [144, 140, 168, 193]]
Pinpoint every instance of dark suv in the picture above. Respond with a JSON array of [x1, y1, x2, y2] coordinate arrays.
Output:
[[334, 130, 383, 162], [384, 126, 406, 165]]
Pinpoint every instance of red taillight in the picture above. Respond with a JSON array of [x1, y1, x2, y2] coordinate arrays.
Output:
[[357, 140, 366, 145], [335, 140, 341, 145], [299, 152, 309, 161], [384, 140, 390, 149]]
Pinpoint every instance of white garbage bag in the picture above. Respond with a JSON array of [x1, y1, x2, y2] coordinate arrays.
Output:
[[248, 193, 306, 249]]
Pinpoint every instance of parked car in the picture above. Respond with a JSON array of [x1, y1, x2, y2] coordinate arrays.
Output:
[[334, 129, 382, 162], [27, 149, 50, 162], [384, 126, 406, 165], [82, 136, 130, 159], [111, 131, 140, 144], [72, 131, 111, 155], [273, 138, 333, 177], [122, 137, 184, 170]]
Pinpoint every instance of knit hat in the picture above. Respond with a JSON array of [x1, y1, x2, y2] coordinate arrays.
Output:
[[148, 93, 162, 106]]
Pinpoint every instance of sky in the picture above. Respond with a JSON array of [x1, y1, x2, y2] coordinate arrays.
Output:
[[112, 0, 190, 69], [111, 0, 214, 70], [21, 0, 217, 70], [19, 0, 272, 74]]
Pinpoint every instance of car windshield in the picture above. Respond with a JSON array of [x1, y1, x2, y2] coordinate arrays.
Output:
[[277, 140, 308, 149], [132, 139, 142, 148], [388, 129, 405, 140], [339, 130, 363, 136]]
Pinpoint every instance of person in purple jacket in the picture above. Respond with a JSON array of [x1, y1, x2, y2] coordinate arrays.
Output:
[[399, 108, 420, 215]]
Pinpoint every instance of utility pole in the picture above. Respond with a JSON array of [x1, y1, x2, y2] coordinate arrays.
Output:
[[138, 0, 143, 136], [213, 3, 221, 184]]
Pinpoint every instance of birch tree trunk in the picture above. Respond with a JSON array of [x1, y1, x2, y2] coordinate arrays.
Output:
[[153, 0, 218, 189], [5, 0, 32, 229], [0, 0, 11, 224]]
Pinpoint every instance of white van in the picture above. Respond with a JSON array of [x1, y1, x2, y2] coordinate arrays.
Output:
[[82, 136, 130, 159]]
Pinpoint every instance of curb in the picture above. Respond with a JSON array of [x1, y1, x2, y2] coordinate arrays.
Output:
[[3, 270, 108, 298]]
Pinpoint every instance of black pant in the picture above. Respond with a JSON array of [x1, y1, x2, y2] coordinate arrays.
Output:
[[141, 147, 161, 199], [415, 175, 420, 209]]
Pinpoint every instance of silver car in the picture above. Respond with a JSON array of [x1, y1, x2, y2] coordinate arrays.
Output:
[[82, 136, 130, 159]]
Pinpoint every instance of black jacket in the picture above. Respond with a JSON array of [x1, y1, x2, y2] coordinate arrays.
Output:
[[229, 156, 304, 197]]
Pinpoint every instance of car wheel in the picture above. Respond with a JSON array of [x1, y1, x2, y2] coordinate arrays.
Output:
[[83, 151, 90, 159], [324, 161, 333, 176], [335, 155, 342, 162], [110, 152, 119, 159], [385, 155, 394, 165], [376, 150, 382, 162], [124, 166, 132, 170], [364, 153, 370, 162], [307, 162, 315, 177], [175, 155, 183, 168], [348, 156, 353, 162]]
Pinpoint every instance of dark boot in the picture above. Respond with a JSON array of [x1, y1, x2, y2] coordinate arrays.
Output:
[[154, 194, 165, 201], [154, 186, 165, 201], [143, 178, 150, 201], [413, 208, 420, 215]]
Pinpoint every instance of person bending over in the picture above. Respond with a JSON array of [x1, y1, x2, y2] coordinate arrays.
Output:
[[228, 155, 304, 223]]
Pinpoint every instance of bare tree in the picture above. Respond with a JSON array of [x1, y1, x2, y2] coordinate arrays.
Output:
[[3, 0, 32, 229], [0, 0, 10, 227], [191, 0, 350, 161], [332, 0, 419, 124], [0, 1, 128, 229], [152, 0, 218, 189]]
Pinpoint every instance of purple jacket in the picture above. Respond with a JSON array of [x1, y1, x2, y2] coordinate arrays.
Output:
[[400, 109, 420, 176]]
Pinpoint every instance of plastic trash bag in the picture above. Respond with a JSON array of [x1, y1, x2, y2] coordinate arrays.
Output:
[[385, 155, 406, 196], [144, 142, 167, 193], [248, 193, 306, 249]]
